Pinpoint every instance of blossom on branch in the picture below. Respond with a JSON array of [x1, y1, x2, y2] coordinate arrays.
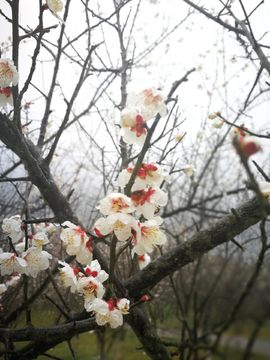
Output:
[[58, 261, 79, 293], [0, 252, 27, 276], [184, 164, 195, 177], [98, 193, 135, 215], [46, 0, 65, 23], [32, 232, 50, 249], [22, 247, 52, 278], [0, 87, 13, 107], [0, 59, 18, 87], [122, 114, 147, 147], [259, 182, 270, 202], [77, 275, 106, 309], [127, 87, 166, 120], [138, 254, 151, 270], [87, 298, 125, 328], [2, 215, 24, 243]]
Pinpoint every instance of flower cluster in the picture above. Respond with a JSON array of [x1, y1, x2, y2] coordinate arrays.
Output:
[[0, 59, 18, 107], [120, 87, 166, 147], [94, 162, 169, 259], [0, 216, 54, 278]]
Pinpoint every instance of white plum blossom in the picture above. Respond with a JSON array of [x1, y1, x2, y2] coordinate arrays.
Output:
[[6, 273, 21, 287], [259, 182, 270, 201], [0, 284, 7, 294], [32, 232, 50, 248], [94, 213, 137, 242], [127, 87, 166, 120], [120, 106, 139, 128], [15, 241, 26, 254], [184, 164, 195, 177], [2, 215, 24, 243], [122, 114, 147, 147], [131, 186, 168, 220], [46, 0, 65, 23], [34, 222, 56, 235], [58, 260, 79, 293], [84, 260, 108, 284], [0, 59, 18, 87], [118, 163, 164, 191], [132, 218, 166, 257], [87, 298, 124, 328], [0, 87, 13, 107], [22, 247, 52, 278], [0, 252, 27, 276], [98, 193, 135, 216], [116, 298, 130, 314], [60, 221, 93, 265], [77, 276, 106, 309], [138, 254, 151, 270]]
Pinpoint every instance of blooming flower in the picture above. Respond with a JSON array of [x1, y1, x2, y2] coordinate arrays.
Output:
[[0, 252, 27, 276], [15, 241, 26, 254], [87, 298, 124, 328], [259, 182, 270, 202], [22, 247, 52, 278], [122, 114, 147, 147], [116, 298, 130, 314], [0, 87, 13, 106], [119, 163, 164, 191], [0, 59, 18, 87], [58, 261, 78, 293], [77, 276, 106, 309], [2, 215, 24, 243], [34, 222, 56, 235], [94, 213, 137, 242], [184, 164, 195, 177], [6, 273, 21, 287], [127, 87, 166, 120], [235, 136, 261, 158], [132, 218, 166, 256], [98, 193, 135, 216], [131, 186, 168, 220], [60, 221, 93, 265], [32, 232, 50, 248], [84, 260, 108, 284], [120, 106, 139, 128], [46, 0, 65, 23], [138, 254, 151, 270]]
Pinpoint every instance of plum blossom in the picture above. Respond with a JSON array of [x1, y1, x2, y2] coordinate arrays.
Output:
[[94, 213, 137, 242], [2, 215, 24, 243], [0, 87, 13, 106], [120, 106, 139, 128], [34, 222, 56, 235], [87, 298, 124, 328], [212, 118, 224, 129], [22, 247, 52, 278], [84, 260, 108, 284], [259, 182, 270, 202], [32, 232, 50, 248], [15, 241, 26, 254], [60, 221, 93, 265], [46, 0, 65, 23], [0, 59, 18, 87], [116, 298, 130, 314], [138, 254, 151, 270], [122, 114, 147, 147], [127, 87, 166, 120], [131, 186, 168, 220], [234, 136, 261, 158], [58, 261, 79, 293], [0, 252, 27, 276], [6, 273, 21, 287], [0, 284, 7, 294], [77, 275, 106, 309], [119, 163, 164, 191], [98, 193, 135, 216], [132, 218, 166, 256], [184, 164, 195, 177]]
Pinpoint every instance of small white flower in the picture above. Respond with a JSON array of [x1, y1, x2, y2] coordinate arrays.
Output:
[[127, 87, 167, 120], [77, 276, 105, 309], [98, 193, 135, 216], [32, 232, 49, 248], [58, 260, 78, 293], [6, 273, 21, 287], [22, 247, 52, 278], [15, 241, 26, 254], [0, 59, 18, 87], [0, 87, 13, 107], [116, 298, 130, 314], [120, 107, 139, 128], [84, 260, 108, 284], [0, 252, 27, 276], [46, 0, 65, 23], [2, 215, 24, 243], [138, 254, 151, 270], [184, 164, 195, 177], [0, 284, 7, 294], [87, 298, 124, 328], [34, 223, 56, 235]]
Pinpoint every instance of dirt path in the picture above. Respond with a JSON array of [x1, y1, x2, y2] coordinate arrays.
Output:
[[157, 328, 270, 357]]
